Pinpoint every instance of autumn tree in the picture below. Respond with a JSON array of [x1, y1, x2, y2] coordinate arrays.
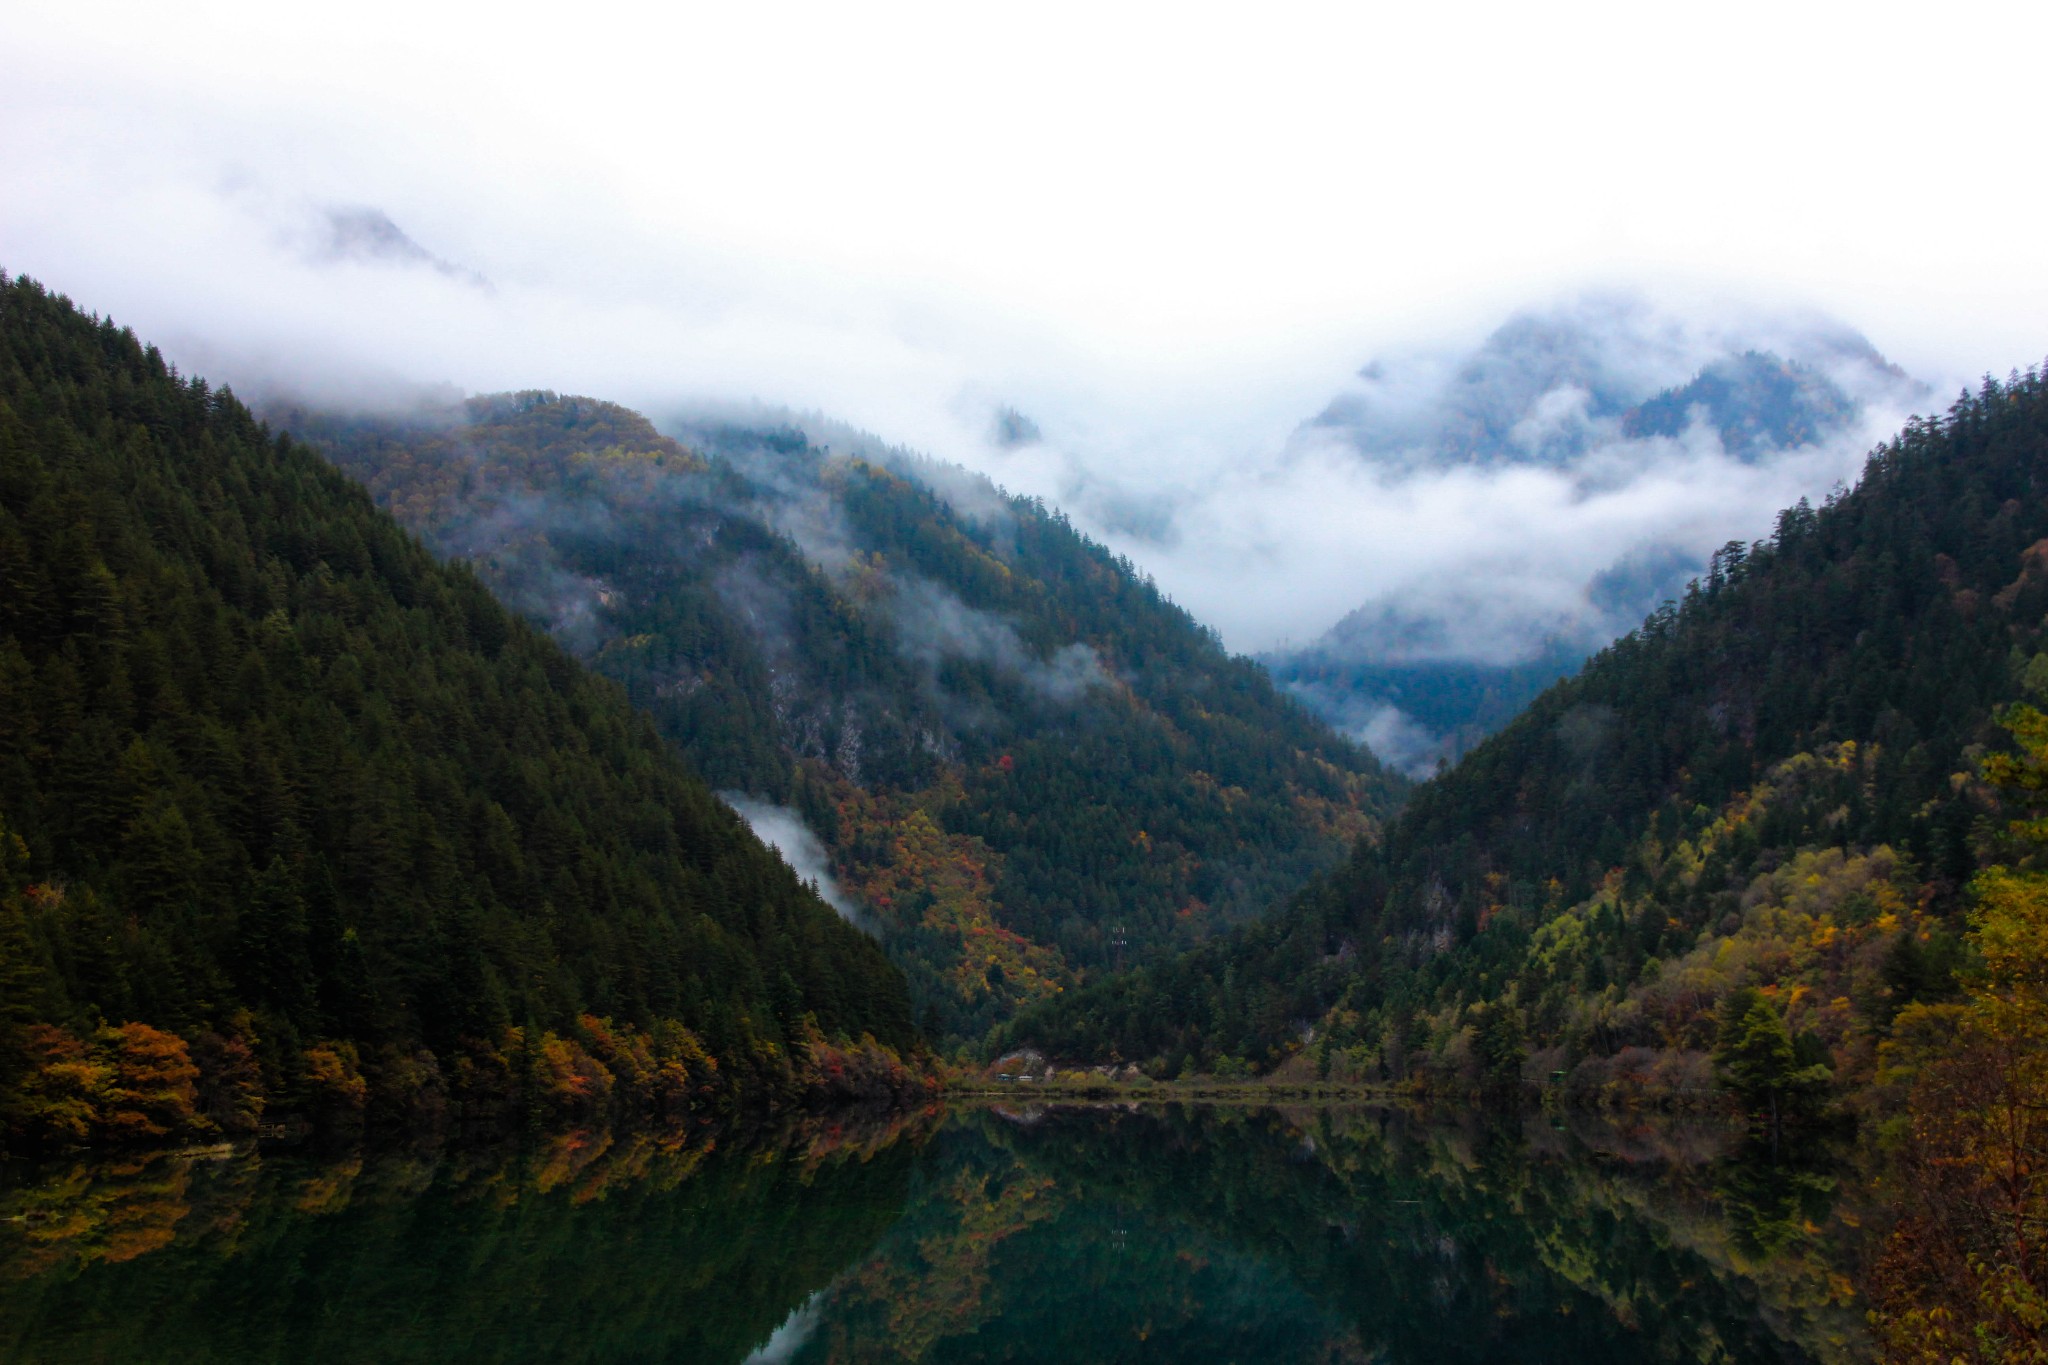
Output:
[[1873, 704, 2048, 1361]]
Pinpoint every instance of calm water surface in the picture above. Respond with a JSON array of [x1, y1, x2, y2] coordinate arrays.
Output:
[[0, 1103, 1871, 1363]]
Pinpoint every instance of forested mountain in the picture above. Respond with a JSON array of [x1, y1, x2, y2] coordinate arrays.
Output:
[[273, 396, 1400, 1042], [0, 275, 922, 1152], [1005, 367, 2048, 1088], [1264, 297, 1928, 774]]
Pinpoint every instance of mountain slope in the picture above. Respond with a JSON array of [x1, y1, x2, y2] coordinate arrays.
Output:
[[1006, 368, 2048, 1082], [0, 274, 917, 1148], [275, 398, 1401, 1041]]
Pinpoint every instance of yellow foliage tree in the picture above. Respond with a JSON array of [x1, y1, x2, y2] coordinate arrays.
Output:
[[1873, 705, 2048, 1362]]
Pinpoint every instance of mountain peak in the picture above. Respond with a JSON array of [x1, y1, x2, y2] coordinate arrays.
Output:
[[316, 206, 491, 289], [1304, 294, 1921, 472]]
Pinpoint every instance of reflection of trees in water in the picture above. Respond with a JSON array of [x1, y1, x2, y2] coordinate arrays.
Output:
[[814, 1102, 1869, 1365], [0, 1106, 938, 1364], [1713, 1134, 1840, 1264], [0, 1102, 1871, 1364]]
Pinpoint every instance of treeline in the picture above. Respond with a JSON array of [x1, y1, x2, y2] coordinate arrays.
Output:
[[0, 275, 922, 1152], [281, 396, 1401, 1040]]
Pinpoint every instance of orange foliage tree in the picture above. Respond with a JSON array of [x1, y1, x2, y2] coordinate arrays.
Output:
[[1872, 705, 2048, 1362]]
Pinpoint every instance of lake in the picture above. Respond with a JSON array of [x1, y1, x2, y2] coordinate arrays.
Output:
[[0, 1101, 1871, 1363]]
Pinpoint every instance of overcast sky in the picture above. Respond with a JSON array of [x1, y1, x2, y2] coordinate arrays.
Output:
[[8, 0, 2048, 650]]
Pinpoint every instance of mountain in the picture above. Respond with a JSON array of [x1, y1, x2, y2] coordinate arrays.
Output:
[[0, 274, 920, 1151], [1264, 296, 1930, 774], [1301, 295, 1914, 472], [1003, 366, 2048, 1088], [315, 207, 491, 289], [272, 396, 1402, 1042], [1621, 349, 1859, 456]]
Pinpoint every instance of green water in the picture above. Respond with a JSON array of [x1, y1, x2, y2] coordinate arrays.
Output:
[[0, 1103, 1870, 1363]]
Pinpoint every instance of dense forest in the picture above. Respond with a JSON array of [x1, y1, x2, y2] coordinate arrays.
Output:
[[0, 275, 925, 1154], [275, 395, 1401, 1040]]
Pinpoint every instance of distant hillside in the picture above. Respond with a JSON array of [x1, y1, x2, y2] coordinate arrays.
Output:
[[1622, 350, 1858, 456], [277, 397, 1401, 1041], [1005, 368, 2048, 1086], [0, 275, 919, 1152], [1260, 646, 1586, 777]]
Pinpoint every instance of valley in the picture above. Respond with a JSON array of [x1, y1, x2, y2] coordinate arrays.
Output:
[[3, 271, 2044, 1361], [271, 389, 1400, 1042]]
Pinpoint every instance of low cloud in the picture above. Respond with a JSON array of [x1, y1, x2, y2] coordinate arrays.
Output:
[[433, 487, 623, 654], [0, 63, 1970, 689], [887, 576, 1110, 704], [1288, 688, 1446, 779], [719, 795, 869, 931], [982, 296, 1931, 666], [740, 1291, 828, 1365]]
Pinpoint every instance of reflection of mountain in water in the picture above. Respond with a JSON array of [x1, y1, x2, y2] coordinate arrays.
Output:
[[817, 1105, 1867, 1364], [0, 1105, 1869, 1364]]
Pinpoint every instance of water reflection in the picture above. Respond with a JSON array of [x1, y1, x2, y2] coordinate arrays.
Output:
[[0, 1103, 1871, 1363]]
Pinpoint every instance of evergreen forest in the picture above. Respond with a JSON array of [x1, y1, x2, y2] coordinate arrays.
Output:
[[0, 275, 924, 1152]]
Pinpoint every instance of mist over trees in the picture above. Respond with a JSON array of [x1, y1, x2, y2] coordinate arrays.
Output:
[[274, 391, 1402, 1042]]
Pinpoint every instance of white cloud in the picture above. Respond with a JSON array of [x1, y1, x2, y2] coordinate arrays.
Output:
[[719, 795, 869, 930], [968, 296, 1929, 656], [741, 1290, 827, 1365]]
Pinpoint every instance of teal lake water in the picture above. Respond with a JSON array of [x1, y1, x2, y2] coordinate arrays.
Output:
[[0, 1103, 1870, 1363]]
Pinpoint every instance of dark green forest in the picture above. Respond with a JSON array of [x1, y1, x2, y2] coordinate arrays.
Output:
[[1005, 367, 2048, 1079], [277, 395, 1401, 1040], [0, 275, 920, 1151]]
